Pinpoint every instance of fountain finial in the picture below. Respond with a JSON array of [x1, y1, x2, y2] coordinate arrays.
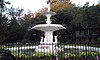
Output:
[[43, 0, 56, 24], [47, 0, 52, 12]]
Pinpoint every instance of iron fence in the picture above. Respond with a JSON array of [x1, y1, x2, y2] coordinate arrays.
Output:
[[0, 43, 100, 60]]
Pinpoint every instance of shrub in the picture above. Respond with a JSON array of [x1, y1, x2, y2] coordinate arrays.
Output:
[[33, 52, 55, 58], [79, 51, 99, 57]]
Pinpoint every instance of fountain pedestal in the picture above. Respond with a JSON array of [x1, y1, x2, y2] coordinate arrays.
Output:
[[32, 24, 65, 52], [35, 43, 56, 53]]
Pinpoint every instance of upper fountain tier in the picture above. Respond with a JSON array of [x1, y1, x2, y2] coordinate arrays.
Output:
[[32, 11, 65, 32], [32, 11, 65, 31], [32, 0, 65, 31]]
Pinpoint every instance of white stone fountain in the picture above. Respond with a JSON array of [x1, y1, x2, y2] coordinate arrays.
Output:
[[32, 0, 65, 53]]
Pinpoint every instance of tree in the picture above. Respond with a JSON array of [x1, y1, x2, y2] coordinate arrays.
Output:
[[83, 4, 100, 27], [51, 0, 74, 12], [0, 0, 10, 43], [52, 3, 100, 43], [0, 0, 10, 15], [4, 7, 26, 43], [0, 15, 8, 43]]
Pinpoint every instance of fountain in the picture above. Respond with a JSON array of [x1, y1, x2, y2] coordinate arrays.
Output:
[[32, 0, 65, 53]]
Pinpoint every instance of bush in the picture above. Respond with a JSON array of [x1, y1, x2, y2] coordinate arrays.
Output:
[[32, 52, 56, 60], [79, 51, 99, 57]]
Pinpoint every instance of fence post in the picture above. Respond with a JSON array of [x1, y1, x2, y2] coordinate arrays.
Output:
[[55, 44, 58, 60]]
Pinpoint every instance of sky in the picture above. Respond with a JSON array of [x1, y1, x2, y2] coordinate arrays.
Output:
[[5, 0, 99, 13]]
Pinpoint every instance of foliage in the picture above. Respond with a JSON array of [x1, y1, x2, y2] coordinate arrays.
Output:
[[13, 52, 55, 59], [33, 52, 55, 58], [12, 51, 100, 59], [5, 7, 26, 43], [0, 5, 27, 43], [64, 53, 76, 58], [13, 53, 30, 58], [51, 0, 74, 12], [0, 0, 10, 14], [97, 38, 100, 43], [79, 51, 99, 57], [32, 15, 46, 24], [55, 4, 100, 43]]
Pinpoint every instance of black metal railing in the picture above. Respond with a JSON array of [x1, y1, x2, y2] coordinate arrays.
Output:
[[0, 43, 100, 60]]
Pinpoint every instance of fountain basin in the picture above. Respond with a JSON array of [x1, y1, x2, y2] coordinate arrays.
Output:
[[32, 24, 65, 31]]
